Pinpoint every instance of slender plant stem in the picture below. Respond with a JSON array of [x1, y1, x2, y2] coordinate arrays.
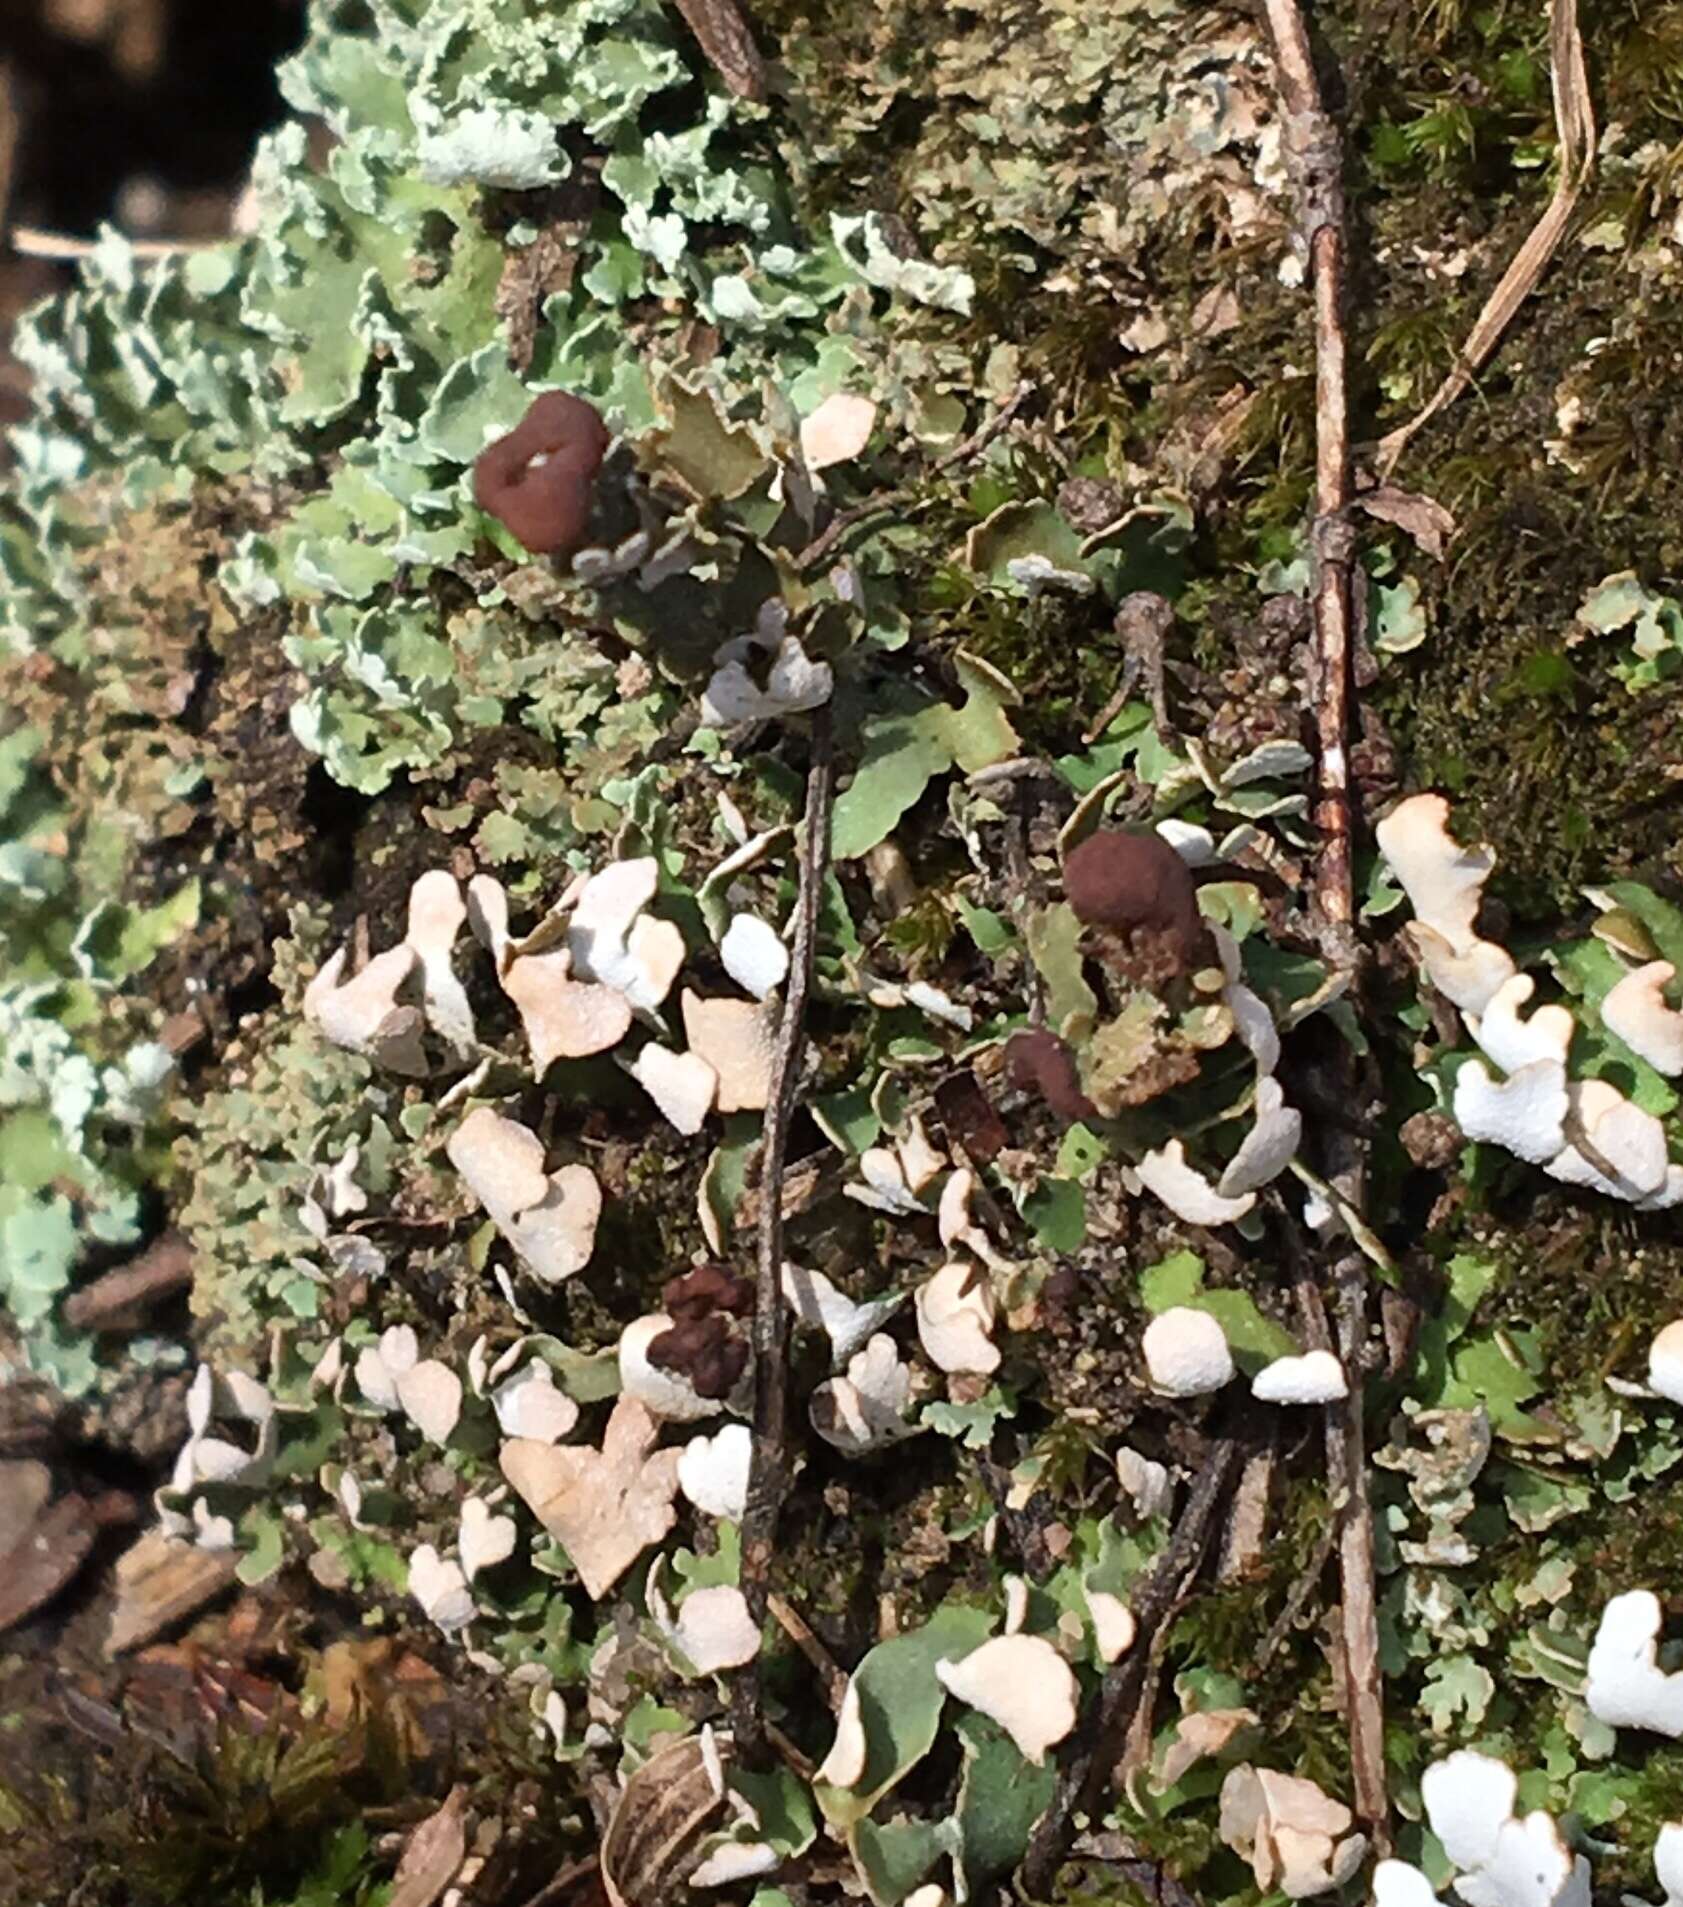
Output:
[[1260, 0, 1356, 960], [1260, 0, 1388, 1847], [732, 703, 836, 1759], [1020, 1436, 1244, 1897]]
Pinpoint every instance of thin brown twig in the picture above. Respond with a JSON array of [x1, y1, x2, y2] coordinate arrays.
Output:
[[669, 0, 765, 100], [1247, 1258, 1343, 1675], [767, 1590, 848, 1711], [795, 381, 1034, 570], [930, 380, 1035, 474], [1261, 0, 1356, 964], [63, 1230, 193, 1332], [793, 496, 900, 572], [512, 1855, 600, 1907], [766, 1720, 819, 1782], [732, 703, 837, 1761], [1253, 1509, 1339, 1672], [1020, 1435, 1244, 1898], [1260, 0, 1388, 1849], [1119, 1572, 1199, 1787], [1286, 1220, 1389, 1847], [1330, 1258, 1386, 1845], [0, 62, 17, 249]]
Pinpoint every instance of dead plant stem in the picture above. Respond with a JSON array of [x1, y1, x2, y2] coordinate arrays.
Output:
[[1331, 1259, 1387, 1847], [1293, 1249, 1385, 1832], [1376, 0, 1592, 473], [767, 1590, 848, 1711], [1261, 0, 1388, 1846], [1261, 0, 1355, 960], [1020, 1436, 1243, 1897], [733, 703, 836, 1760], [668, 0, 765, 100]]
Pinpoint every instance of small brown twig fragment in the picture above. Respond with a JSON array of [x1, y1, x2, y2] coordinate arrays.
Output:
[[733, 705, 837, 1760], [767, 1590, 848, 1711], [1253, 1506, 1339, 1673], [1118, 1571, 1200, 1787], [106, 1527, 238, 1657], [0, 61, 17, 247], [512, 1855, 601, 1907], [1020, 1435, 1244, 1898], [158, 1006, 209, 1058], [63, 1231, 193, 1333], [1332, 1265, 1387, 1845], [766, 1721, 819, 1782], [929, 380, 1036, 475], [1083, 591, 1175, 743], [1216, 1439, 1276, 1584], [669, 0, 765, 101]]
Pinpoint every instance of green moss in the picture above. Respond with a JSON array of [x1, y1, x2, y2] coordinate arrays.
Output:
[[1336, 0, 1683, 903]]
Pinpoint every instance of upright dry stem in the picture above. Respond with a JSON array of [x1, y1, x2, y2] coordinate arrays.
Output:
[[732, 704, 836, 1758], [1261, 0, 1355, 962], [1291, 1247, 1388, 1845], [1260, 0, 1387, 1844], [1020, 1436, 1244, 1897], [1331, 1259, 1386, 1847]]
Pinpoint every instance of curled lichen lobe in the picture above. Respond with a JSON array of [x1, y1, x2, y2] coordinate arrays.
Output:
[[473, 391, 610, 555]]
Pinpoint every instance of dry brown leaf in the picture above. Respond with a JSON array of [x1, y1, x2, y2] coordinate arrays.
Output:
[[388, 1786, 469, 1907], [319, 1636, 450, 1759], [1352, 484, 1456, 560]]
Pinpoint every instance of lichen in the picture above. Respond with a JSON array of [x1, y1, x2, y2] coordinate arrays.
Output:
[[12, 0, 1683, 1903]]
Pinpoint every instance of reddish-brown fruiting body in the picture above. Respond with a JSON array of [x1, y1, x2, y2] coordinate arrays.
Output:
[[648, 1315, 749, 1399], [473, 391, 610, 555], [1005, 1028, 1098, 1125], [1062, 829, 1206, 968], [648, 1263, 753, 1399], [663, 1264, 754, 1320]]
